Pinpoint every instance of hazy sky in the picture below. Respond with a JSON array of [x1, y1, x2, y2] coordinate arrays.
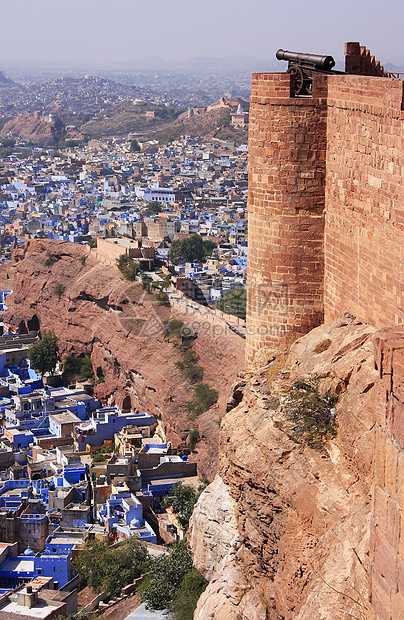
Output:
[[1, 0, 403, 68]]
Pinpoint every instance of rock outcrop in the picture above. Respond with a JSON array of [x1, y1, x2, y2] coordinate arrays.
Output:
[[191, 314, 385, 618], [188, 475, 239, 580], [2, 239, 245, 478], [0, 111, 64, 145]]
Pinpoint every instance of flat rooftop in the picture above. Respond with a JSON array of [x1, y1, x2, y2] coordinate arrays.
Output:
[[49, 412, 80, 424], [2, 557, 35, 572], [0, 599, 62, 618]]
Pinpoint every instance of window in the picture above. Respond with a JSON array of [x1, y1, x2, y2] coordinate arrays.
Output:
[[52, 548, 56, 553]]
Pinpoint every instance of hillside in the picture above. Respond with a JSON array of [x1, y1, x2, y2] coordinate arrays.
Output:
[[143, 106, 248, 144], [1, 239, 245, 478], [0, 111, 64, 146], [80, 102, 248, 143], [79, 102, 181, 139]]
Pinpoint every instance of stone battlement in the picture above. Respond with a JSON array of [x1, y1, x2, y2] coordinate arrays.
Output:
[[246, 47, 404, 367]]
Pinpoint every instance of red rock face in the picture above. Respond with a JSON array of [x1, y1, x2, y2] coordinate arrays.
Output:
[[0, 112, 64, 145], [192, 315, 385, 618], [3, 239, 245, 478]]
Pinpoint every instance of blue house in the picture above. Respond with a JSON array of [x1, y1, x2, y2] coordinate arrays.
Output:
[[0, 548, 73, 589], [98, 492, 157, 544], [73, 408, 157, 449]]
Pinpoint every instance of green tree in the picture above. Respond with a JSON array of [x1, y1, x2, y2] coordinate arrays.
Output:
[[186, 383, 218, 418], [142, 541, 193, 610], [73, 537, 149, 597], [141, 275, 153, 292], [144, 200, 162, 217], [168, 235, 216, 265], [130, 138, 141, 152], [28, 331, 59, 376], [163, 482, 203, 529], [168, 239, 184, 265], [202, 239, 216, 257], [117, 254, 140, 281], [215, 288, 246, 320], [180, 235, 204, 263], [171, 568, 208, 620], [0, 138, 15, 148]]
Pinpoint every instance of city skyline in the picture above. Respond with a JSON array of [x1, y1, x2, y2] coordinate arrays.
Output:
[[1, 0, 404, 71]]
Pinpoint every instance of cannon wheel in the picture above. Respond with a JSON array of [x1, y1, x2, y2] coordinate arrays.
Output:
[[287, 65, 305, 95]]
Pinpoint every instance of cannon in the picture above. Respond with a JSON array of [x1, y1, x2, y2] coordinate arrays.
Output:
[[276, 49, 341, 95]]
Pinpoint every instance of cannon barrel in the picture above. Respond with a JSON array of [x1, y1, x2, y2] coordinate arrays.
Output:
[[276, 49, 335, 72]]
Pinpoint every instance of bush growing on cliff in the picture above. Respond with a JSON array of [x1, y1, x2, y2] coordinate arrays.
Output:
[[186, 383, 218, 418], [171, 568, 209, 620], [163, 319, 184, 339], [53, 282, 65, 300], [175, 349, 204, 384], [284, 375, 338, 449], [44, 252, 60, 267], [63, 354, 93, 384], [141, 541, 207, 618], [187, 429, 200, 452], [28, 330, 59, 377]]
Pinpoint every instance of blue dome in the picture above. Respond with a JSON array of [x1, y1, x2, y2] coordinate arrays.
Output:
[[24, 547, 35, 556]]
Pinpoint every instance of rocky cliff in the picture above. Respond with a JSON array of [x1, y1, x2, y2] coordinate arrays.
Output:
[[0, 112, 64, 145], [190, 314, 386, 619], [1, 239, 245, 478]]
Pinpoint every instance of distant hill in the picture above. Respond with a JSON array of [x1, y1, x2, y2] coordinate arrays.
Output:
[[0, 70, 21, 88]]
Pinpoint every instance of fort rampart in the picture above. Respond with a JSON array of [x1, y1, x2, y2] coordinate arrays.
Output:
[[246, 66, 404, 367]]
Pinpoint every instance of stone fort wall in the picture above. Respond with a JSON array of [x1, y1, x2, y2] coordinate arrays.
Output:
[[325, 75, 404, 327], [246, 70, 404, 366]]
